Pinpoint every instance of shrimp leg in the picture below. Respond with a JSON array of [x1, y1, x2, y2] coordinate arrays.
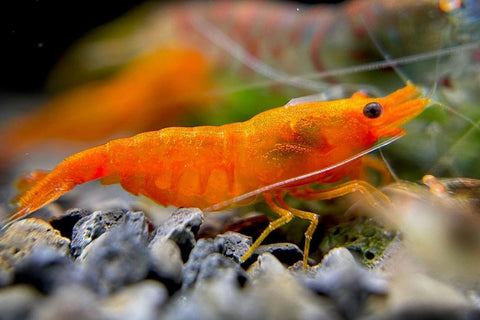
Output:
[[274, 192, 319, 268], [240, 190, 319, 268], [292, 180, 390, 207], [240, 180, 390, 268], [240, 191, 294, 264]]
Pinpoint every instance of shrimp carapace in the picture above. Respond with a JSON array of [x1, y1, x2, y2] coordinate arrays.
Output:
[[8, 84, 429, 266]]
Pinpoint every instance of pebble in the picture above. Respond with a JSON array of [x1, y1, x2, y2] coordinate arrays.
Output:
[[70, 209, 139, 257], [0, 205, 478, 319], [150, 208, 203, 262], [195, 253, 247, 287], [163, 268, 246, 320], [252, 242, 304, 266], [29, 285, 105, 320], [181, 238, 218, 290], [213, 231, 251, 263], [49, 208, 92, 239], [148, 238, 183, 292], [0, 284, 42, 320], [100, 280, 168, 320], [244, 252, 339, 320], [14, 246, 95, 294], [301, 247, 388, 320], [78, 222, 150, 295], [0, 218, 70, 268]]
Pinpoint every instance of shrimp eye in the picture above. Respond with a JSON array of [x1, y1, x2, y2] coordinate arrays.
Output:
[[363, 102, 383, 119]]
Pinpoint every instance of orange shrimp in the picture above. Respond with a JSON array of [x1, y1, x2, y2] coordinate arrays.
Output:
[[7, 83, 429, 266]]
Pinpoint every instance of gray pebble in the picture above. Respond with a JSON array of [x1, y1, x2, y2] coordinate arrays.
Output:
[[214, 231, 251, 263], [181, 233, 248, 291], [28, 285, 105, 320], [301, 247, 388, 320], [164, 268, 245, 320], [196, 253, 247, 287], [71, 209, 148, 257], [0, 284, 42, 320], [14, 246, 95, 294], [79, 223, 150, 295], [49, 208, 92, 239], [100, 280, 168, 320], [150, 208, 203, 262], [181, 238, 218, 290], [0, 218, 70, 268], [148, 238, 183, 292], [253, 242, 304, 266], [244, 253, 339, 320], [71, 209, 128, 257]]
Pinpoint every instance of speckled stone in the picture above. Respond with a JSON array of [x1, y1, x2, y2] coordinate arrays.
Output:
[[14, 246, 95, 294], [244, 253, 339, 320], [71, 209, 128, 257], [252, 242, 304, 266], [150, 208, 203, 262], [300, 247, 388, 320], [49, 208, 92, 239], [71, 209, 148, 257], [181, 238, 218, 291], [213, 231, 251, 263], [29, 285, 105, 320], [195, 253, 247, 287], [148, 238, 183, 292], [0, 284, 42, 320], [100, 280, 168, 320], [79, 223, 150, 295], [0, 218, 70, 269]]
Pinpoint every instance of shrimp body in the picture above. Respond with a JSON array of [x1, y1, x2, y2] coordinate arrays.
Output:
[[10, 84, 428, 221]]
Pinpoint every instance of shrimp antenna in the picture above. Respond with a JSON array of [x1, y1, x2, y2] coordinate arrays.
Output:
[[360, 16, 410, 85], [379, 149, 400, 182], [188, 10, 327, 93]]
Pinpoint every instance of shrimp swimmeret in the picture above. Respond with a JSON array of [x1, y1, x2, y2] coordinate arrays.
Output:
[[8, 84, 429, 267]]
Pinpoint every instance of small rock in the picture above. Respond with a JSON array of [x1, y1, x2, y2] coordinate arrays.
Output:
[[252, 242, 304, 266], [163, 268, 245, 320], [100, 280, 168, 320], [0, 218, 70, 268], [49, 208, 92, 239], [387, 272, 472, 313], [0, 284, 42, 320], [247, 252, 289, 279], [150, 208, 203, 262], [214, 231, 251, 263], [14, 246, 95, 294], [29, 285, 105, 320], [0, 256, 13, 286], [196, 253, 247, 288], [302, 247, 388, 320], [182, 231, 256, 291], [79, 223, 150, 295], [71, 209, 148, 257], [181, 238, 218, 290], [244, 253, 339, 320], [148, 238, 183, 292]]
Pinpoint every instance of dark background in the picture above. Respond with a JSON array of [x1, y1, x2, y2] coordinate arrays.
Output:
[[1, 0, 344, 93]]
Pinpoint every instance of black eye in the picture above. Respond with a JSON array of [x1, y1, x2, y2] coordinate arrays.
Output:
[[363, 102, 383, 119]]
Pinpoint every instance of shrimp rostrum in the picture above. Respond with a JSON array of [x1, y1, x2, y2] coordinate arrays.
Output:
[[8, 84, 429, 267]]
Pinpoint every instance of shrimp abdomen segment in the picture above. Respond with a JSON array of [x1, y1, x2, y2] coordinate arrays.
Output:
[[103, 126, 246, 209], [10, 144, 111, 221]]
